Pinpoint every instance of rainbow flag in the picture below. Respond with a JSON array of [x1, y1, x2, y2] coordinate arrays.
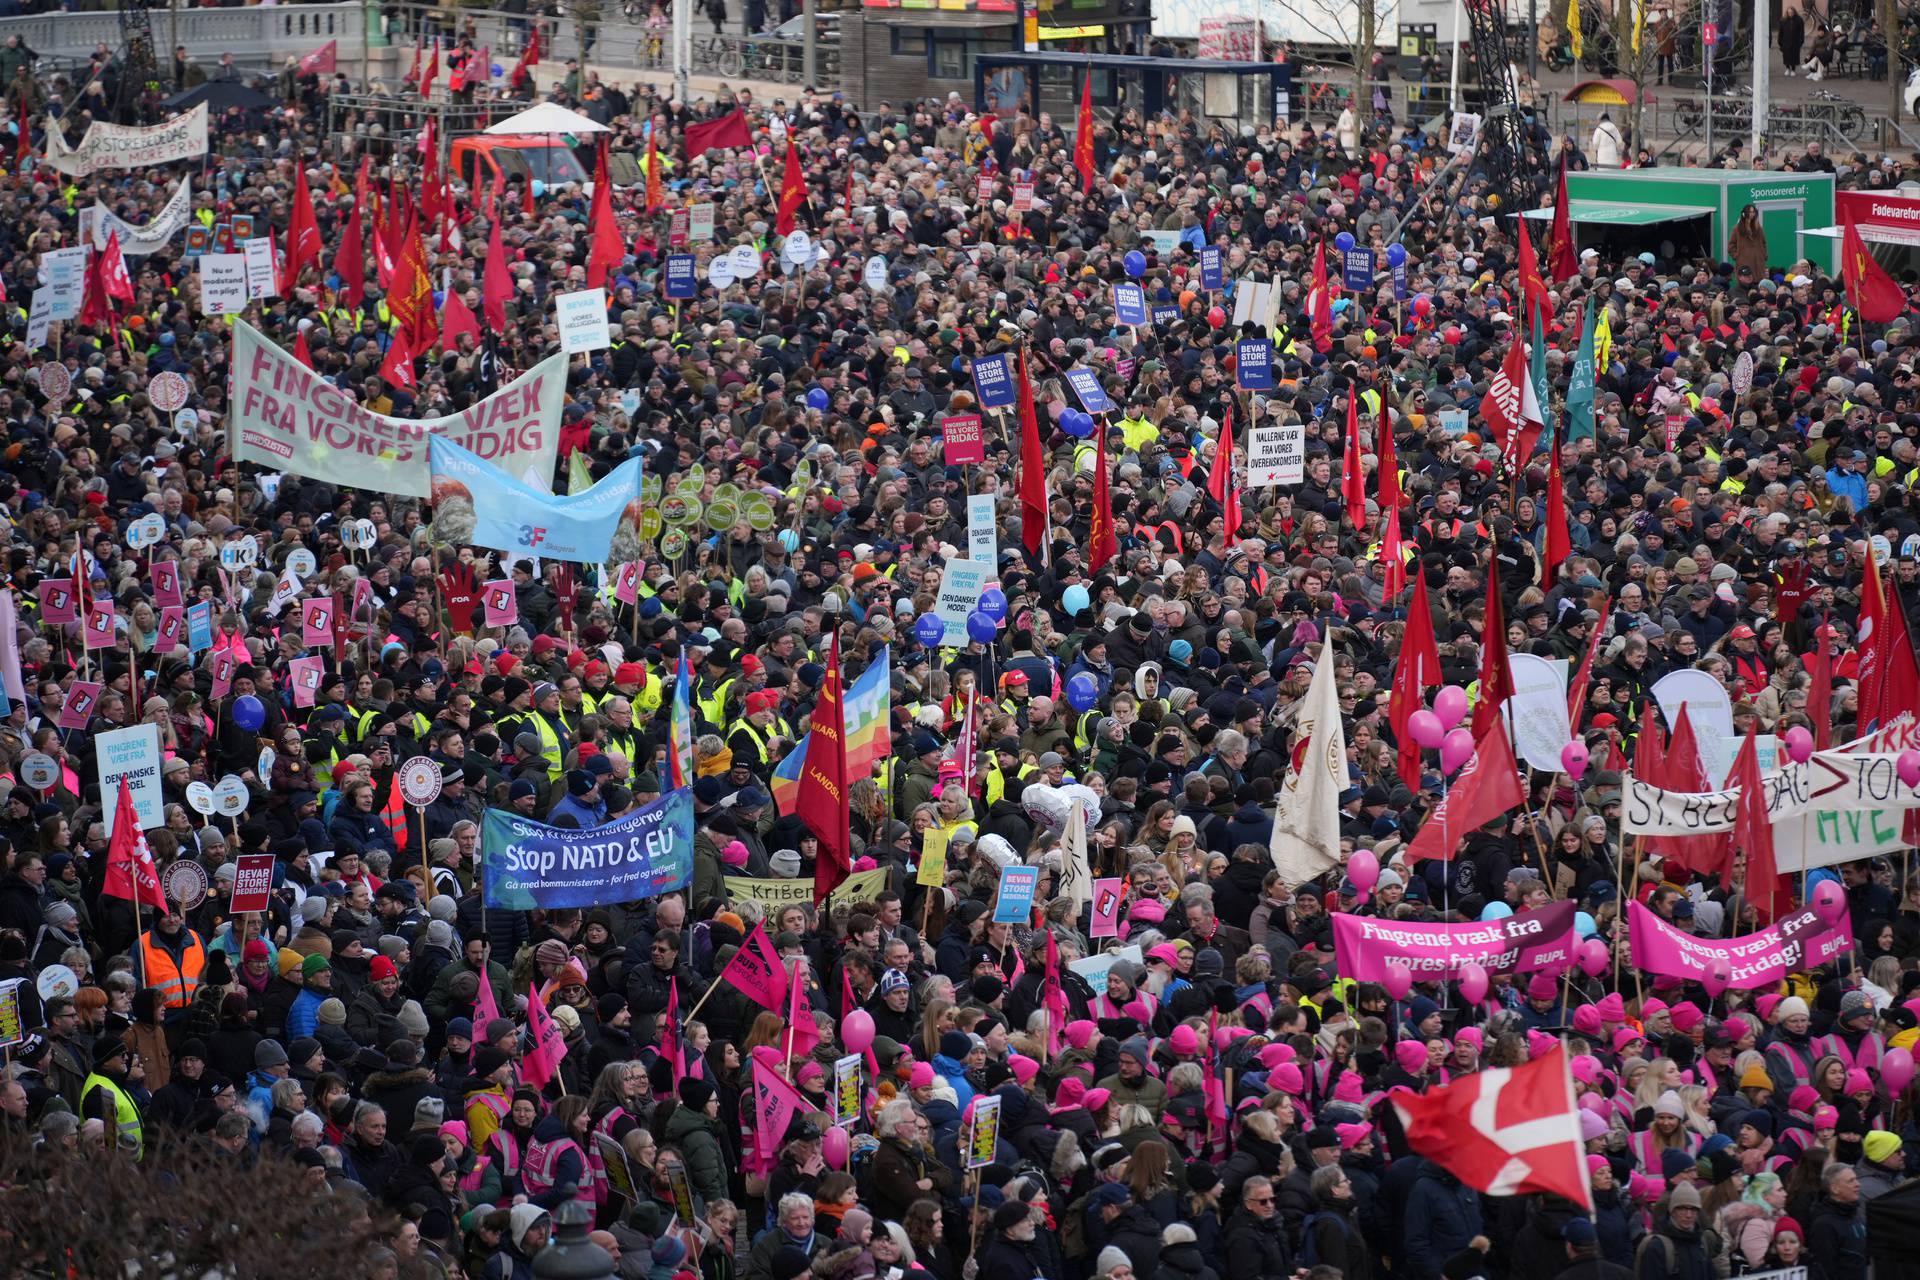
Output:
[[669, 651, 695, 788], [771, 645, 889, 812]]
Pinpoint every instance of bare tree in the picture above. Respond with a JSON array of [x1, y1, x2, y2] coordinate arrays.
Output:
[[1268, 0, 1383, 112]]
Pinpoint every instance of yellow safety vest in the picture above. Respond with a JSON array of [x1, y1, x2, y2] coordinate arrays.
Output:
[[82, 1072, 143, 1158], [523, 710, 564, 780]]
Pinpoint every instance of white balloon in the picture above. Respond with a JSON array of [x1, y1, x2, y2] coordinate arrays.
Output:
[[1021, 784, 1072, 835], [1059, 783, 1101, 832]]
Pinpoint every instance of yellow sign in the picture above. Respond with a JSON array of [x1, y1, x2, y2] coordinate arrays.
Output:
[[725, 866, 889, 911], [1038, 23, 1105, 37], [916, 829, 949, 888]]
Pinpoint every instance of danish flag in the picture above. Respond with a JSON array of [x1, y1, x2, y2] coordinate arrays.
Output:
[[1390, 1045, 1592, 1209]]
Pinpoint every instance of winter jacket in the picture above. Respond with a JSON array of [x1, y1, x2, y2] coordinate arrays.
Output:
[[1219, 1205, 1291, 1280], [1106, 1205, 1164, 1280], [1805, 1194, 1868, 1280], [869, 1133, 955, 1224], [347, 986, 406, 1047], [1301, 1196, 1369, 1279], [365, 1066, 437, 1131], [1404, 1165, 1484, 1280], [1633, 1215, 1716, 1280], [1157, 1238, 1220, 1280], [663, 1101, 730, 1207], [975, 1235, 1045, 1280]]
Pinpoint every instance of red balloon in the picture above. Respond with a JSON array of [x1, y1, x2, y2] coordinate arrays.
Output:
[[1443, 326, 1462, 343], [1412, 296, 1433, 317], [1207, 306, 1227, 329]]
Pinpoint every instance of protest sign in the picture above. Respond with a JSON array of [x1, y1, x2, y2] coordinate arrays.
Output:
[[917, 828, 949, 888], [1248, 423, 1305, 486], [243, 237, 278, 300], [967, 1093, 1002, 1167], [1064, 368, 1115, 414], [186, 601, 214, 652], [427, 437, 644, 564], [1069, 943, 1142, 994], [1090, 877, 1125, 937], [1621, 749, 1920, 837], [972, 354, 1015, 410], [483, 580, 518, 627], [97, 724, 164, 835], [300, 599, 333, 649], [231, 321, 567, 498], [933, 559, 994, 646], [47, 104, 209, 176], [664, 254, 697, 299], [89, 181, 194, 257], [1236, 338, 1275, 390], [26, 287, 50, 349], [967, 495, 996, 566], [832, 1053, 862, 1127], [58, 681, 99, 730], [199, 253, 248, 316], [42, 246, 86, 321], [37, 578, 76, 625], [1342, 246, 1377, 290], [1112, 283, 1149, 326], [480, 788, 695, 908], [1505, 654, 1571, 773], [942, 413, 985, 466], [994, 866, 1041, 923], [556, 288, 612, 353], [1653, 669, 1736, 784], [228, 853, 276, 913], [1628, 901, 1851, 989], [1200, 245, 1225, 290], [1332, 900, 1578, 982], [724, 866, 888, 911], [0, 978, 22, 1046]]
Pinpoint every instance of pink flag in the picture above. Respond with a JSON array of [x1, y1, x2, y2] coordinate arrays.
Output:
[[475, 960, 502, 1028], [58, 680, 100, 730], [787, 960, 821, 1060], [718, 921, 788, 1009], [614, 562, 642, 605], [749, 1048, 809, 1173], [151, 561, 182, 610], [1043, 931, 1069, 1058], [37, 578, 77, 625], [840, 966, 856, 1021], [521, 980, 568, 1089], [661, 977, 685, 1084], [482, 580, 517, 628]]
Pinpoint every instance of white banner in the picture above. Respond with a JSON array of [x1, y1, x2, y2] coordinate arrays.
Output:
[[200, 253, 248, 316], [41, 246, 85, 322], [243, 238, 278, 301], [1622, 751, 1920, 835], [90, 179, 193, 256], [1652, 668, 1736, 785], [968, 494, 996, 566], [1248, 423, 1305, 486], [1506, 653, 1571, 773], [47, 104, 209, 177]]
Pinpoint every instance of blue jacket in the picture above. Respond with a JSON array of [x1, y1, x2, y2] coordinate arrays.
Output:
[[287, 988, 325, 1039], [546, 792, 607, 830], [932, 1053, 974, 1109], [1403, 1164, 1483, 1280]]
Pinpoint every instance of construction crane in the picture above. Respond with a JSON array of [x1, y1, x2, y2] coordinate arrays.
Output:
[[114, 0, 162, 124], [1458, 0, 1545, 218]]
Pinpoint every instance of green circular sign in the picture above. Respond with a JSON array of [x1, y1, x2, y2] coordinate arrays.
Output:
[[641, 474, 663, 504], [743, 496, 777, 532], [660, 528, 689, 559], [704, 499, 738, 532], [712, 483, 741, 505], [793, 460, 813, 489], [660, 494, 702, 526], [640, 508, 664, 541], [675, 474, 706, 497]]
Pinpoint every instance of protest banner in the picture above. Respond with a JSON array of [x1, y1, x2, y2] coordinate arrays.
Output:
[[1621, 750, 1920, 838], [832, 1053, 862, 1127], [427, 437, 644, 564], [1628, 901, 1851, 988], [97, 724, 164, 835], [994, 866, 1041, 923], [231, 321, 567, 498], [934, 559, 993, 646], [967, 1093, 1002, 1167], [724, 866, 888, 912], [480, 788, 694, 908], [228, 853, 276, 914], [90, 180, 193, 256], [1332, 900, 1579, 982], [1247, 423, 1305, 486], [1506, 654, 1572, 773], [556, 288, 612, 353], [199, 254, 248, 316], [47, 104, 209, 176], [1069, 943, 1142, 994]]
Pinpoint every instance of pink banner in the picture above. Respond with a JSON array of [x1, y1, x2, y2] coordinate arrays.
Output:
[[1627, 900, 1852, 988], [482, 580, 517, 628], [151, 561, 182, 610], [1331, 900, 1578, 982], [37, 578, 77, 625], [301, 600, 334, 649], [59, 680, 100, 730], [1090, 877, 1124, 938]]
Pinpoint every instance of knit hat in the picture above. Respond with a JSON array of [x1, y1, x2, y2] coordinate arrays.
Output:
[[1065, 1020, 1097, 1050], [940, 1030, 972, 1061], [1773, 1217, 1805, 1240], [255, 1040, 289, 1068], [1865, 1131, 1903, 1165], [1096, 1247, 1132, 1279], [1738, 1063, 1772, 1091], [317, 998, 347, 1026], [1117, 1036, 1150, 1065], [770, 1248, 812, 1280], [909, 1062, 936, 1089], [1595, 992, 1626, 1023], [301, 953, 331, 978], [1773, 996, 1809, 1023], [1336, 1122, 1373, 1149], [1653, 1090, 1685, 1118], [1394, 1040, 1428, 1074], [1668, 1182, 1702, 1211], [398, 1000, 429, 1037], [509, 1204, 550, 1251], [1662, 1148, 1698, 1181], [1669, 1002, 1703, 1032], [369, 955, 397, 981], [1738, 1109, 1775, 1138], [473, 1046, 512, 1078], [678, 1078, 716, 1111], [1841, 990, 1873, 1021]]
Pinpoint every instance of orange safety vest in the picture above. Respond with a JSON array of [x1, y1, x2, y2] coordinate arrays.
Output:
[[378, 774, 410, 851], [139, 928, 207, 1010]]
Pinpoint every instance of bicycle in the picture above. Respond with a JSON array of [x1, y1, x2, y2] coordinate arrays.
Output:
[[693, 33, 740, 75]]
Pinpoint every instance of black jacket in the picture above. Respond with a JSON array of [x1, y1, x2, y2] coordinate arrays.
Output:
[[1220, 1206, 1291, 1280]]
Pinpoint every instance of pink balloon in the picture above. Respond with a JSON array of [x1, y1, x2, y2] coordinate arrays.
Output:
[[1811, 878, 1848, 926], [1783, 726, 1813, 764], [1433, 685, 1469, 727], [1383, 959, 1414, 1001], [1702, 958, 1731, 998], [842, 1009, 876, 1055], [822, 1123, 851, 1170], [1347, 849, 1381, 898], [1883, 1047, 1916, 1096], [1409, 709, 1446, 750], [1578, 938, 1610, 977], [1901, 750, 1920, 789], [1440, 727, 1475, 774], [1458, 961, 1488, 1004], [1561, 741, 1590, 778]]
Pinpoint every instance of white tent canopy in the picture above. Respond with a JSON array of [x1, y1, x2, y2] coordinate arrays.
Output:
[[484, 103, 610, 135]]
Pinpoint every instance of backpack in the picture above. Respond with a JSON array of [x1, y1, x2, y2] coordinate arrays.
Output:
[[1061, 1192, 1091, 1260], [1297, 1212, 1328, 1268], [1635, 1228, 1724, 1279]]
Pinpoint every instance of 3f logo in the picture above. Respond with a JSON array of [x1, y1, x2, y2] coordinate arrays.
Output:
[[518, 526, 547, 548]]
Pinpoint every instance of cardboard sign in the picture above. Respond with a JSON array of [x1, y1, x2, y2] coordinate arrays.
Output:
[[97, 723, 164, 835], [942, 413, 985, 466], [916, 827, 949, 888], [228, 855, 276, 914], [199, 253, 249, 316], [1248, 423, 1305, 486], [555, 288, 611, 354]]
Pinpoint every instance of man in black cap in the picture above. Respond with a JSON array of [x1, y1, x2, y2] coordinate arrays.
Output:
[[978, 1197, 1046, 1280], [81, 1030, 146, 1158]]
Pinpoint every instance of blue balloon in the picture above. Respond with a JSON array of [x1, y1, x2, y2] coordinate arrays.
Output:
[[1334, 231, 1356, 253], [1062, 410, 1094, 439], [1066, 671, 1101, 712], [1575, 911, 1598, 939], [805, 387, 830, 412], [914, 612, 946, 646], [966, 609, 998, 644], [530, 179, 547, 199], [1062, 584, 1090, 616], [1387, 243, 1408, 268], [233, 694, 266, 733], [1123, 249, 1147, 278], [1480, 901, 1514, 922], [978, 587, 1008, 622], [778, 529, 800, 552]]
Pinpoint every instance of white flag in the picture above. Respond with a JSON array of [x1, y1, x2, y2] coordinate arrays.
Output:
[[267, 567, 304, 616], [1270, 642, 1349, 885], [1059, 799, 1092, 915]]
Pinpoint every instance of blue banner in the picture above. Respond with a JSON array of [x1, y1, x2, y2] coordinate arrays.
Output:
[[995, 866, 1041, 923], [481, 788, 695, 909], [1342, 247, 1376, 291], [1393, 258, 1409, 301], [187, 601, 214, 653], [1112, 283, 1149, 327], [972, 354, 1015, 410], [428, 435, 645, 564], [665, 254, 698, 299], [1064, 368, 1115, 414], [1152, 304, 1181, 327], [1236, 338, 1275, 390], [1200, 245, 1225, 291]]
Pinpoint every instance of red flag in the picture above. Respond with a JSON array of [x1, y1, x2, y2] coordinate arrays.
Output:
[[799, 633, 851, 900], [100, 231, 134, 303], [1876, 568, 1920, 728], [1483, 338, 1530, 467], [1546, 152, 1579, 282], [1843, 221, 1906, 324], [1207, 402, 1240, 548], [334, 160, 366, 310], [645, 128, 663, 213], [1089, 421, 1118, 573], [419, 120, 443, 229], [776, 135, 806, 237], [1043, 931, 1069, 1057], [1309, 241, 1333, 353], [1541, 440, 1570, 582], [380, 330, 416, 390], [286, 158, 323, 287], [661, 978, 685, 1083], [78, 245, 116, 330], [512, 26, 541, 89], [474, 960, 502, 1028], [587, 137, 624, 287], [292, 329, 315, 369], [1730, 726, 1787, 922], [1472, 557, 1514, 742], [1073, 68, 1096, 191], [1516, 218, 1549, 323], [407, 38, 422, 87], [1017, 347, 1048, 557], [718, 921, 788, 1009], [14, 97, 27, 169], [419, 37, 440, 97], [103, 778, 167, 909], [1390, 570, 1444, 790], [520, 980, 568, 1089], [1341, 389, 1367, 530], [683, 109, 752, 160], [439, 284, 481, 350], [1380, 504, 1408, 603], [1391, 1046, 1592, 1209], [483, 200, 511, 332], [1376, 396, 1400, 514], [298, 39, 337, 77], [387, 210, 435, 349], [1652, 702, 1731, 879], [1565, 598, 1611, 725], [1807, 617, 1835, 751], [1404, 719, 1526, 863]]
